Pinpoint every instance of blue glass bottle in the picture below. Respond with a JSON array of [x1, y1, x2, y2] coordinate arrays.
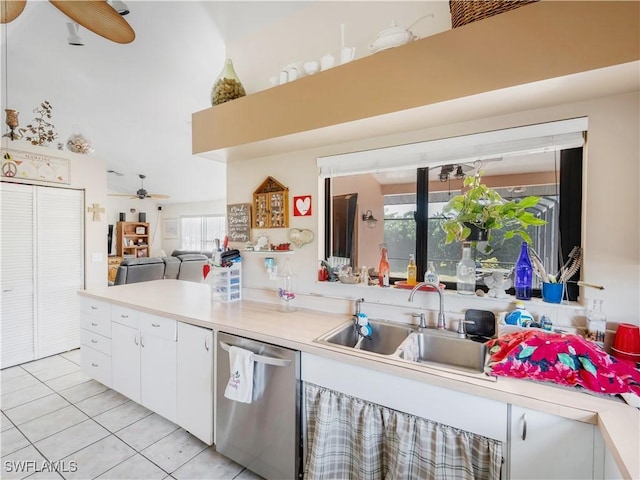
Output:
[[514, 241, 533, 300]]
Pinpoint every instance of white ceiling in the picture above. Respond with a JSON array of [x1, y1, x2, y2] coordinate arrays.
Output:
[[0, 1, 311, 204]]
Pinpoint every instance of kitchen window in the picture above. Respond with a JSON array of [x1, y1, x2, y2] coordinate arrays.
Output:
[[320, 118, 586, 299], [180, 215, 226, 252]]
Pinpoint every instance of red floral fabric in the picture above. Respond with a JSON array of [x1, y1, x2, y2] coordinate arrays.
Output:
[[485, 330, 640, 396]]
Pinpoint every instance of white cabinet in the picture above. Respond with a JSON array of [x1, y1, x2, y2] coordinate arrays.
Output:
[[176, 323, 214, 445], [111, 322, 141, 403], [80, 297, 112, 387], [110, 308, 177, 423], [1, 183, 83, 368], [509, 405, 598, 479], [140, 314, 177, 423]]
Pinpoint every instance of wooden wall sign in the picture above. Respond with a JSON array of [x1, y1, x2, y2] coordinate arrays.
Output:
[[227, 203, 251, 242], [1, 148, 71, 184]]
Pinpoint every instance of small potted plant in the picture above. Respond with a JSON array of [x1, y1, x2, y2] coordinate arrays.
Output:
[[440, 169, 546, 246]]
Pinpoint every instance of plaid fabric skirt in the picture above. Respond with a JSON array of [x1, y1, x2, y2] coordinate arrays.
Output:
[[304, 383, 503, 480]]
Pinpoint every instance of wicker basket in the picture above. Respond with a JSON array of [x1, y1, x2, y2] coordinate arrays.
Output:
[[450, 0, 539, 28]]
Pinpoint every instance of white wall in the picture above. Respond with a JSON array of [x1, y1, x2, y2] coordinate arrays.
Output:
[[226, 1, 451, 93], [227, 91, 640, 327], [1, 140, 107, 290]]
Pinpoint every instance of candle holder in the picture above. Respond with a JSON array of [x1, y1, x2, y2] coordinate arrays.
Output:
[[3, 109, 23, 140]]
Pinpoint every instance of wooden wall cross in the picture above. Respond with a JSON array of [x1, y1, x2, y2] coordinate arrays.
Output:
[[87, 203, 105, 221]]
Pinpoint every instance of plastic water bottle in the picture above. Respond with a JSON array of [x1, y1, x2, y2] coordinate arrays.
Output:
[[456, 243, 475, 295], [514, 241, 533, 300]]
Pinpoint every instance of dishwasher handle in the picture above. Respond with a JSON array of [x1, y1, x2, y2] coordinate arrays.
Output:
[[219, 341, 292, 367]]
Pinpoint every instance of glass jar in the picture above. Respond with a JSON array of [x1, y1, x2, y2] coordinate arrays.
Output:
[[424, 261, 439, 284], [277, 258, 296, 313], [211, 59, 246, 106], [456, 242, 475, 295], [586, 299, 606, 347]]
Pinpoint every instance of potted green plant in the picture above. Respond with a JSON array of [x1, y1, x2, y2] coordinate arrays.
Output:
[[440, 170, 546, 245]]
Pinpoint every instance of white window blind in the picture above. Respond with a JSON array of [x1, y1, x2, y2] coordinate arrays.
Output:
[[317, 118, 587, 178], [180, 215, 226, 252]]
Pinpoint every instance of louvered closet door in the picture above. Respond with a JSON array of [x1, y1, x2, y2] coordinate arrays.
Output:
[[37, 187, 84, 357], [1, 183, 36, 368]]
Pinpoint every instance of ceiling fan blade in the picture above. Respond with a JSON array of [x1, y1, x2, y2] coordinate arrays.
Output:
[[49, 0, 135, 44], [148, 194, 170, 199], [1, 0, 26, 24], [108, 193, 136, 197]]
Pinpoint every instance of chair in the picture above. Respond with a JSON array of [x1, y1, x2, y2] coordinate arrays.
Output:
[[162, 256, 181, 279], [113, 257, 165, 285], [176, 254, 209, 283]]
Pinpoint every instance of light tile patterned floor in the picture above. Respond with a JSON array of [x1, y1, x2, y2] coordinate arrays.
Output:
[[1, 350, 263, 480]]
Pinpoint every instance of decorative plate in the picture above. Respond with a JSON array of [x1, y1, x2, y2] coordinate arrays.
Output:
[[256, 234, 269, 250], [289, 228, 314, 248]]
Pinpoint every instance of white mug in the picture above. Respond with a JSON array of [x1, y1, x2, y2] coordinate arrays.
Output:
[[320, 54, 335, 71]]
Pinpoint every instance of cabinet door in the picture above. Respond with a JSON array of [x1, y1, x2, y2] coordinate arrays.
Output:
[[141, 333, 177, 423], [111, 322, 141, 403], [509, 405, 595, 479], [177, 323, 214, 445], [37, 187, 83, 357], [1, 183, 35, 368]]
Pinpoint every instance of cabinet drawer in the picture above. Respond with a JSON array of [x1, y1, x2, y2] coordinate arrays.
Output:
[[81, 313, 111, 338], [79, 297, 110, 321], [81, 346, 112, 387], [139, 313, 177, 341], [112, 305, 139, 328], [81, 329, 111, 356]]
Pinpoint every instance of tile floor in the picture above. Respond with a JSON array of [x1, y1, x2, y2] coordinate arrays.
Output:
[[1, 350, 263, 480]]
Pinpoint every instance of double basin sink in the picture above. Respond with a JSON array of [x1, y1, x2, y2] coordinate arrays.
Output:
[[315, 318, 488, 374]]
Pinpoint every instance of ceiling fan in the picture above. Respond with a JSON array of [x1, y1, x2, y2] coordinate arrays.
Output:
[[109, 174, 170, 200], [436, 158, 502, 182], [1, 0, 135, 44]]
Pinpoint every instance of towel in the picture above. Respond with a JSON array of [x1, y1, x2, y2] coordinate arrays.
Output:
[[224, 346, 255, 403]]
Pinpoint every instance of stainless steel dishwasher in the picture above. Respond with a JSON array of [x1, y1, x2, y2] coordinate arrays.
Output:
[[216, 332, 301, 480]]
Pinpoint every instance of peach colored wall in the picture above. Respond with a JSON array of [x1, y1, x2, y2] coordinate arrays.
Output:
[[332, 174, 384, 270]]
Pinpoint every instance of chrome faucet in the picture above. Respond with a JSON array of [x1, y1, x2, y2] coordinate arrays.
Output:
[[408, 282, 446, 330], [354, 298, 365, 318]]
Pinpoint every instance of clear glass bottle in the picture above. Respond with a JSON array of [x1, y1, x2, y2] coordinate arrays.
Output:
[[378, 246, 390, 287], [456, 242, 475, 295], [211, 58, 246, 106], [406, 254, 417, 286], [425, 261, 439, 284], [514, 241, 533, 300], [277, 258, 296, 312], [587, 299, 606, 347]]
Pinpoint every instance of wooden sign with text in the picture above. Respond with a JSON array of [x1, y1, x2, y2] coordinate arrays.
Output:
[[227, 203, 251, 242]]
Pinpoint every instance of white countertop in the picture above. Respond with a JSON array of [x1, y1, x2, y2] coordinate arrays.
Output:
[[79, 280, 640, 479]]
